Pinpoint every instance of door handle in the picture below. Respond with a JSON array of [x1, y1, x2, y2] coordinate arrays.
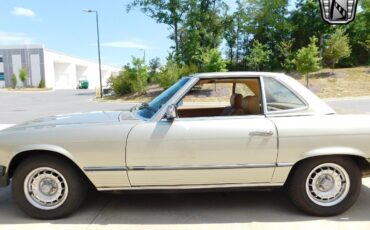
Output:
[[249, 131, 274, 136]]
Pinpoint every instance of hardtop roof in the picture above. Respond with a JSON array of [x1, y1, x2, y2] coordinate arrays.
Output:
[[190, 72, 286, 79]]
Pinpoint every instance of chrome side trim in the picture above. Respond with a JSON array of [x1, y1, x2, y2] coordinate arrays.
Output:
[[128, 163, 276, 171], [96, 182, 284, 191], [84, 163, 293, 172], [276, 163, 294, 167], [84, 166, 128, 172]]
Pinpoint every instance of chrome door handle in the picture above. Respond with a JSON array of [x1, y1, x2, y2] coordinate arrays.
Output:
[[249, 131, 274, 136]]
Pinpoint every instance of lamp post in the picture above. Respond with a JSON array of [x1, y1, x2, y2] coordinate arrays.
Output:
[[83, 9, 103, 98], [139, 48, 146, 62]]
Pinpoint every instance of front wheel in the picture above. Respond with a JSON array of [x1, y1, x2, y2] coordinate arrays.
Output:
[[12, 155, 87, 219], [287, 156, 361, 216]]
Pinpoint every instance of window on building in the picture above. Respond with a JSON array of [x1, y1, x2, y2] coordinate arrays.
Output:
[[0, 73, 5, 81], [0, 56, 3, 62]]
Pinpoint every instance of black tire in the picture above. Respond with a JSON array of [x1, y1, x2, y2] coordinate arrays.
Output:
[[12, 155, 87, 219], [287, 156, 361, 216]]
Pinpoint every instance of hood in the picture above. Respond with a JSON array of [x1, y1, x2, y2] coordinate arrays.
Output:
[[4, 111, 138, 132]]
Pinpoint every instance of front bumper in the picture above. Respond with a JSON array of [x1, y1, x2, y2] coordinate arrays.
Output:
[[0, 166, 9, 187]]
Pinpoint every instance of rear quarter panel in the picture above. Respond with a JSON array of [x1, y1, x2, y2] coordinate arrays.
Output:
[[270, 114, 370, 182]]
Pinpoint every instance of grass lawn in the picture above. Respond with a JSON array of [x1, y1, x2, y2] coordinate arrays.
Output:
[[297, 66, 370, 99], [100, 66, 370, 103]]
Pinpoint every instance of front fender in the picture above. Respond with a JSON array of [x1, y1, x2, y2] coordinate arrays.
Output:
[[8, 144, 80, 173]]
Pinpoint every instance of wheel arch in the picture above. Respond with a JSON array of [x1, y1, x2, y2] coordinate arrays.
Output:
[[7, 148, 93, 188], [285, 154, 370, 185]]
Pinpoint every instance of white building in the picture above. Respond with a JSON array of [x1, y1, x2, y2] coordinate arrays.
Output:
[[0, 45, 120, 89]]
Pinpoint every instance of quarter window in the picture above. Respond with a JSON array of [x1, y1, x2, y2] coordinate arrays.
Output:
[[263, 77, 305, 112]]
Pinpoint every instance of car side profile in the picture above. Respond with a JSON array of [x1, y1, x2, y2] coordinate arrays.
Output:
[[0, 72, 369, 219]]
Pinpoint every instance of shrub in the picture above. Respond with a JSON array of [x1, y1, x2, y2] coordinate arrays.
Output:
[[156, 61, 198, 89], [11, 74, 17, 89], [294, 36, 321, 87], [200, 48, 227, 72], [323, 28, 351, 71], [246, 40, 272, 71], [19, 68, 27, 87], [111, 57, 148, 96], [38, 79, 46, 88]]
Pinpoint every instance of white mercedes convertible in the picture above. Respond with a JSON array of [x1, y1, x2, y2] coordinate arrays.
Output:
[[0, 72, 369, 219]]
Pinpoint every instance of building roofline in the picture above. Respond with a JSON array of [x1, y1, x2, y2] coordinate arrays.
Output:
[[0, 44, 44, 49], [44, 48, 120, 70], [0, 44, 120, 70]]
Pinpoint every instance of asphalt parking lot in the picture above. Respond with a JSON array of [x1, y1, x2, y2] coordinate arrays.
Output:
[[0, 89, 136, 124], [0, 89, 370, 229]]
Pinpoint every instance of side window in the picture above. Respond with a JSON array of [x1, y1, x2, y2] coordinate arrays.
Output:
[[263, 77, 305, 112], [176, 78, 262, 118], [180, 82, 233, 106], [235, 83, 255, 97]]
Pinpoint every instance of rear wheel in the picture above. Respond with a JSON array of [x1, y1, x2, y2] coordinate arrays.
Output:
[[12, 155, 87, 219], [287, 156, 361, 216]]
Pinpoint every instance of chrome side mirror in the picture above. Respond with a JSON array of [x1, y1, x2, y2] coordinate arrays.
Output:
[[165, 104, 177, 121]]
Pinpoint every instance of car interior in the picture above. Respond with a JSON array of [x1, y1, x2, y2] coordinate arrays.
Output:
[[177, 78, 262, 118]]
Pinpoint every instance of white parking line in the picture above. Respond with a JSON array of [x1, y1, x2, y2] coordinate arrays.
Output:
[[0, 124, 15, 131]]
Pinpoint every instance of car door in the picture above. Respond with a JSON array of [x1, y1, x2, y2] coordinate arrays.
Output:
[[126, 115, 278, 186]]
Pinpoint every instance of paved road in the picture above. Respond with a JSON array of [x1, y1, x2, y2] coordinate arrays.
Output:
[[0, 180, 369, 230], [0, 90, 370, 229], [326, 97, 370, 114], [0, 90, 136, 124]]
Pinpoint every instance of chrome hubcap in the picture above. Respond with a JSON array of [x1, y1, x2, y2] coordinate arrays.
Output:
[[306, 163, 350, 207], [24, 167, 68, 210]]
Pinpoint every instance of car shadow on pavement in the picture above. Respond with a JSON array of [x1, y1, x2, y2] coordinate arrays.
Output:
[[1, 183, 370, 225]]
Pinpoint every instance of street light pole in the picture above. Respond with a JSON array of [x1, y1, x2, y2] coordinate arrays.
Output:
[[140, 48, 146, 62], [83, 9, 103, 98]]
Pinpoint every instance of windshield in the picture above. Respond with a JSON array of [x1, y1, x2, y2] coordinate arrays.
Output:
[[135, 78, 190, 119]]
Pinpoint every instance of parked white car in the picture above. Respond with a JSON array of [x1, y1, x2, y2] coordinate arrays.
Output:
[[0, 72, 369, 219]]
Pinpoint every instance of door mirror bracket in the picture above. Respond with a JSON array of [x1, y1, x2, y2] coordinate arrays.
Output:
[[165, 104, 177, 121]]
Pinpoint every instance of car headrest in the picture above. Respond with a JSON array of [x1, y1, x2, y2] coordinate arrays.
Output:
[[243, 96, 261, 114], [230, 93, 243, 108]]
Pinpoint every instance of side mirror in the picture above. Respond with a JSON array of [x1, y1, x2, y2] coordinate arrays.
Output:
[[165, 104, 177, 121]]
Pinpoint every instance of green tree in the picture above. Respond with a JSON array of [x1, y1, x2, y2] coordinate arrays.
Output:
[[223, 0, 252, 70], [277, 40, 295, 72], [246, 0, 291, 69], [179, 0, 227, 66], [246, 40, 271, 71], [19, 68, 27, 87], [290, 0, 332, 53], [11, 74, 17, 89], [156, 61, 198, 88], [148, 57, 161, 82], [345, 0, 370, 66], [127, 0, 184, 59], [111, 57, 148, 95], [199, 48, 227, 72], [295, 36, 321, 87], [323, 28, 351, 72]]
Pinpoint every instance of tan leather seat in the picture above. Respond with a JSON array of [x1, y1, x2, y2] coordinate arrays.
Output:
[[221, 94, 244, 116], [242, 96, 261, 115]]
